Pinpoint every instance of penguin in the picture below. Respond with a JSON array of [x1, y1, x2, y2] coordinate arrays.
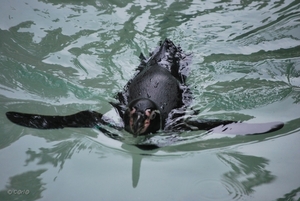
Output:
[[113, 39, 193, 136], [6, 39, 284, 141]]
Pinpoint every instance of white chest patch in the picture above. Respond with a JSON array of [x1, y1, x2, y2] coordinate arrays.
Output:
[[101, 108, 124, 128]]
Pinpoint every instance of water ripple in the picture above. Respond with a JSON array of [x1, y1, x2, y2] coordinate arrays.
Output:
[[192, 179, 247, 201]]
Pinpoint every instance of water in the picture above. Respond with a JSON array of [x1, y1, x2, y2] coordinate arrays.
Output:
[[1, 0, 300, 200]]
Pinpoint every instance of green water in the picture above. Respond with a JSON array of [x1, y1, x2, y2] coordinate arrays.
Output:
[[1, 0, 300, 200]]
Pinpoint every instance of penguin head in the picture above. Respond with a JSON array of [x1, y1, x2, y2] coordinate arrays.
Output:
[[124, 98, 161, 137]]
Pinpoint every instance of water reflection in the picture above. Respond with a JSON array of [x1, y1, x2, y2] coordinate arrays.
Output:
[[1, 115, 298, 196], [191, 151, 275, 201], [0, 169, 46, 201], [24, 139, 93, 170], [130, 153, 142, 188], [5, 131, 279, 194], [19, 131, 113, 160], [277, 187, 300, 201], [218, 152, 274, 199]]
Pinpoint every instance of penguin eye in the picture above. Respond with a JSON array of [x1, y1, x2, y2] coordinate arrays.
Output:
[[150, 110, 159, 120], [150, 112, 156, 120], [145, 109, 159, 120], [128, 107, 136, 115]]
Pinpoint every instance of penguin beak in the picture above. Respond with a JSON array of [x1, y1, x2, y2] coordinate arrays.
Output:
[[130, 112, 148, 136], [130, 111, 151, 137], [131, 113, 144, 136]]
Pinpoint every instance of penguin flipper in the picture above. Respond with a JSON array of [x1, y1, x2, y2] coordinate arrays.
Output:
[[6, 111, 104, 129], [185, 119, 284, 135], [209, 121, 284, 135]]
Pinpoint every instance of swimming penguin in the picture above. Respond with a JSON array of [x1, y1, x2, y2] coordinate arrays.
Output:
[[6, 39, 284, 141]]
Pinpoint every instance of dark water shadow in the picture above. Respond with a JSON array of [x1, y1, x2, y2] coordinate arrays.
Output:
[[216, 152, 275, 199], [276, 187, 300, 201], [0, 169, 46, 201]]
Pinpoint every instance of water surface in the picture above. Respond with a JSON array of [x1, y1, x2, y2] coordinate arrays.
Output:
[[1, 0, 300, 200]]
